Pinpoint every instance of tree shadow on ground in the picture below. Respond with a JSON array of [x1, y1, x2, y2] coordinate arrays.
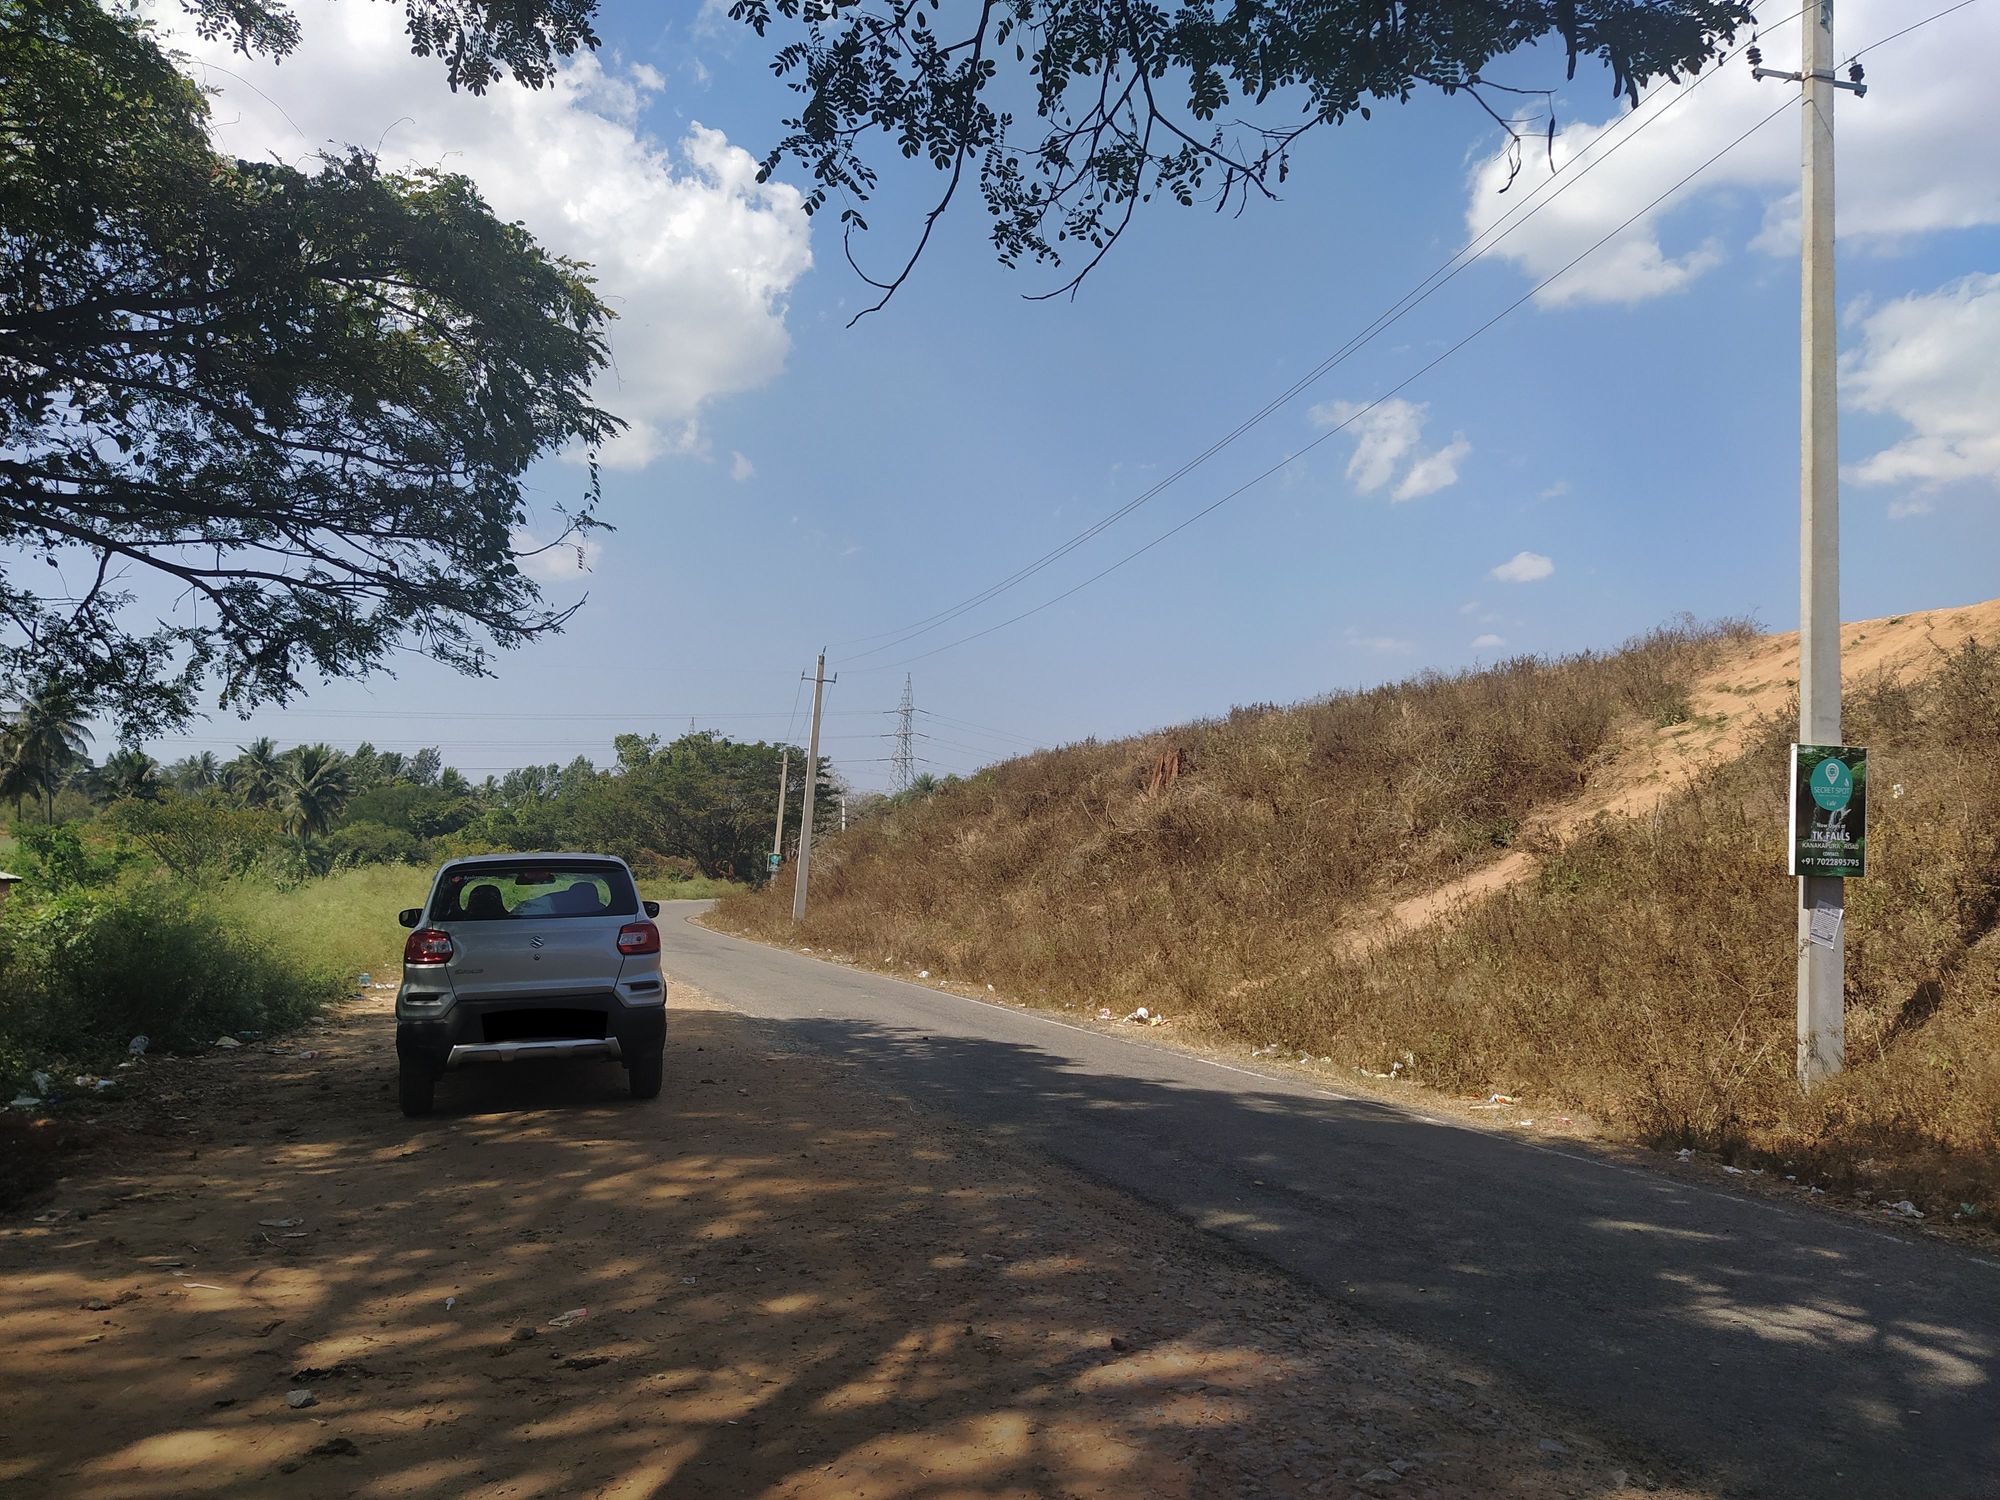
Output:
[[0, 992, 1992, 1500]]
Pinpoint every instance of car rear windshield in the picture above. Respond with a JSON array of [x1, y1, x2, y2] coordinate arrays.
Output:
[[432, 861, 638, 921]]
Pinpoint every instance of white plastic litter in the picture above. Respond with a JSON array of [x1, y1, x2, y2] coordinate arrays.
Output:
[[213, 1036, 242, 1050], [128, 1036, 150, 1056], [1881, 1199, 1925, 1220]]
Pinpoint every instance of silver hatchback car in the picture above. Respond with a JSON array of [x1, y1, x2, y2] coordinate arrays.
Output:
[[393, 853, 667, 1115]]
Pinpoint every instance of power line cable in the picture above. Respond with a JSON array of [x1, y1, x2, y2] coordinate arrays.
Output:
[[163, 708, 890, 723], [858, 94, 1796, 675], [915, 709, 1049, 748], [829, 7, 1813, 667], [1850, 0, 1981, 57]]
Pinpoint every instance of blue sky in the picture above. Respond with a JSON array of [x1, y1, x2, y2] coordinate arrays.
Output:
[[131, 0, 2000, 790]]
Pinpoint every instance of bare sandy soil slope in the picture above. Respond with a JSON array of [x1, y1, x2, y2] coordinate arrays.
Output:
[[1360, 597, 2000, 945], [0, 990, 1698, 1500]]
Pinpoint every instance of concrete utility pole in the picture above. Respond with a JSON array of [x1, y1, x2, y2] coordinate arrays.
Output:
[[792, 653, 834, 922], [1755, 2, 1864, 1087], [770, 749, 789, 873]]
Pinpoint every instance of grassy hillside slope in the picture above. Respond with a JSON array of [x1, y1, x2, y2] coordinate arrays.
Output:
[[716, 611, 2000, 1209]]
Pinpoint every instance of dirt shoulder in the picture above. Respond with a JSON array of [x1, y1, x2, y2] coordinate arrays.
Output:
[[0, 988, 1697, 1500]]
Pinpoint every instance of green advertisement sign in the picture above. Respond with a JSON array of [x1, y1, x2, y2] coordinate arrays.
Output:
[[1790, 744, 1867, 878]]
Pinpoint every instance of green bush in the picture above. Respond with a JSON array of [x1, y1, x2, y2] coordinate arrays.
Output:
[[104, 795, 285, 880], [327, 820, 426, 867], [0, 882, 343, 1090], [10, 821, 132, 891]]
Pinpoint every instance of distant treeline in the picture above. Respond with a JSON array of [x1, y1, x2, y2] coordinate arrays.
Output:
[[3, 712, 857, 882]]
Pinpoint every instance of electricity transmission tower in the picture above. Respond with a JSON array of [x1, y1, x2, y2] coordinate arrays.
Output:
[[892, 675, 916, 793]]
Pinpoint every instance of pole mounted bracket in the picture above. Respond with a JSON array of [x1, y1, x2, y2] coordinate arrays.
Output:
[[1750, 65, 1868, 97]]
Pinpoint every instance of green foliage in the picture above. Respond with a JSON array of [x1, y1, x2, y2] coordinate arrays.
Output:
[[0, 690, 92, 820], [730, 0, 1753, 308], [95, 747, 162, 803], [205, 861, 427, 981], [572, 732, 824, 879], [178, 0, 604, 93], [346, 781, 475, 840], [642, 875, 746, 903], [325, 819, 427, 868], [104, 794, 285, 881], [0, 882, 339, 1085], [0, 0, 619, 732], [0, 861, 425, 1095], [276, 744, 350, 838], [10, 822, 129, 891]]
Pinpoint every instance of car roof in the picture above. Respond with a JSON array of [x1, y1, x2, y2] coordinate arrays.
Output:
[[437, 852, 631, 868]]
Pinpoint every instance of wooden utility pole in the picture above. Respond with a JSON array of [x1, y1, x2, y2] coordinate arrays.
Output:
[[770, 749, 789, 876], [792, 653, 833, 922], [1755, 2, 1864, 1086]]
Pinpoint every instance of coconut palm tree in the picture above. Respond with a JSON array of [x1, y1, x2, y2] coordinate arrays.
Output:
[[168, 751, 222, 793], [1, 691, 92, 822], [98, 747, 163, 802], [279, 744, 350, 838], [229, 737, 282, 806]]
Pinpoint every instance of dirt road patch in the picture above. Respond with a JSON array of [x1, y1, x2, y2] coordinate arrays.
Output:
[[0, 990, 1695, 1499]]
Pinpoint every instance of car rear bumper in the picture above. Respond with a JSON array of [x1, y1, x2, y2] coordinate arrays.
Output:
[[397, 995, 665, 1075], [446, 1036, 624, 1067]]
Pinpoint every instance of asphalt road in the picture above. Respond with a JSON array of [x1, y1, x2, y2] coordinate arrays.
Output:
[[660, 905, 2000, 1500]]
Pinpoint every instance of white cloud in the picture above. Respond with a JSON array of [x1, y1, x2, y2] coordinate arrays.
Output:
[[1538, 481, 1571, 500], [1309, 397, 1471, 501], [1491, 551, 1555, 584], [1394, 437, 1473, 502], [1472, 633, 1507, 650], [156, 7, 812, 471], [513, 529, 604, 582], [1887, 497, 1935, 520], [1464, 1, 2000, 305], [1843, 272, 2000, 491], [730, 451, 756, 483]]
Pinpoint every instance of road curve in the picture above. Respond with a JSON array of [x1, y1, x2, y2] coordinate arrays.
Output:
[[661, 904, 1999, 1500]]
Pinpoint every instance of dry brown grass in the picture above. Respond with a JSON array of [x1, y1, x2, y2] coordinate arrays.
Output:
[[715, 626, 2000, 1213]]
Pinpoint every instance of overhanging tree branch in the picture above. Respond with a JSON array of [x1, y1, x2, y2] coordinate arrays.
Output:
[[1, 0, 624, 735], [731, 0, 1755, 307]]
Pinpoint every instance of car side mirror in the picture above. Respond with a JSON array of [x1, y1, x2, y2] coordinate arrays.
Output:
[[643, 900, 660, 918], [398, 908, 422, 929]]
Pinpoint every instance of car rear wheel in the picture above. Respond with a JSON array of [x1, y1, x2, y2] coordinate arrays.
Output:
[[627, 1049, 663, 1101], [398, 1059, 436, 1117]]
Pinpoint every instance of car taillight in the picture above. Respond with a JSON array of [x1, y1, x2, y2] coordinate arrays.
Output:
[[617, 921, 660, 956], [404, 928, 454, 965]]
